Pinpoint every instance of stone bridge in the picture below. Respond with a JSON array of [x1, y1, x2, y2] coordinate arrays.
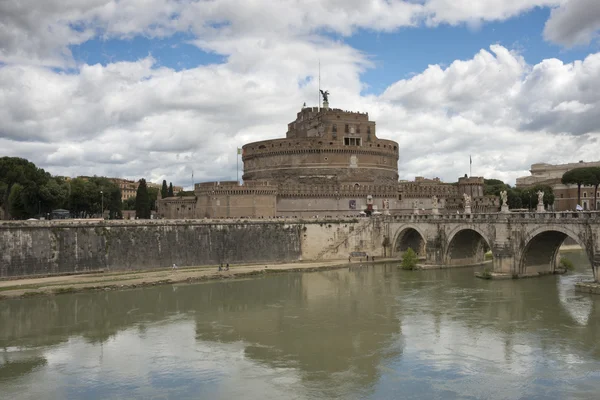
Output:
[[385, 211, 600, 279]]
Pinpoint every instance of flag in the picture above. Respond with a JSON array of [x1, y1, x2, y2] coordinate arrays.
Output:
[[237, 148, 242, 155]]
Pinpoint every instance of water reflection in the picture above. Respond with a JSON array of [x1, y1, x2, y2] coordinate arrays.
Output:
[[0, 252, 599, 399]]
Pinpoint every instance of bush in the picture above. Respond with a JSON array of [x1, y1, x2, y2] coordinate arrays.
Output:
[[401, 248, 418, 270], [559, 257, 575, 271], [484, 251, 493, 261], [481, 268, 492, 279]]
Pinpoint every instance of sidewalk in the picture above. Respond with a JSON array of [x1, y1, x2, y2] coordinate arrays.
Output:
[[0, 258, 398, 300]]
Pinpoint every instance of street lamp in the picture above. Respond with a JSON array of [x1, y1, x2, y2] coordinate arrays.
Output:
[[100, 190, 104, 218]]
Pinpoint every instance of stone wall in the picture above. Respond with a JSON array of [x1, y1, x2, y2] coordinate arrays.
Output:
[[0, 220, 305, 278], [0, 218, 380, 279]]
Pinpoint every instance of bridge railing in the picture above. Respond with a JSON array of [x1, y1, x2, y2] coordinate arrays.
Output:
[[388, 211, 600, 223]]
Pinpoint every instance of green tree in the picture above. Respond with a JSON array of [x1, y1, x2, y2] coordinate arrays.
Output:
[[507, 188, 523, 209], [0, 157, 50, 219], [148, 187, 159, 211], [176, 190, 195, 197], [135, 179, 151, 219], [123, 196, 136, 210], [161, 180, 168, 199], [582, 167, 600, 210], [562, 168, 596, 208], [8, 183, 26, 219], [401, 248, 418, 270], [483, 179, 510, 196], [167, 182, 174, 197]]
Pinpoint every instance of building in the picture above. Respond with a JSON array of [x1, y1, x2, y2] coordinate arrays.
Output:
[[158, 103, 498, 219], [107, 178, 183, 202], [516, 160, 600, 211]]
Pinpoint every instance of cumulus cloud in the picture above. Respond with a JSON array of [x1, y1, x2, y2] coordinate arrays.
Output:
[[2, 42, 600, 187], [544, 0, 600, 47], [2, 0, 600, 188], [0, 0, 577, 68]]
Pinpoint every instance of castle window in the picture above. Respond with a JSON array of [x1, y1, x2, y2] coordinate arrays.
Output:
[[332, 124, 337, 132], [367, 133, 371, 142], [584, 192, 587, 197], [345, 124, 349, 133], [367, 126, 371, 134], [344, 137, 361, 146]]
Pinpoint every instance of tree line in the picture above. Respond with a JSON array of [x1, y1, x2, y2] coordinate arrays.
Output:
[[483, 179, 555, 210], [0, 157, 183, 220]]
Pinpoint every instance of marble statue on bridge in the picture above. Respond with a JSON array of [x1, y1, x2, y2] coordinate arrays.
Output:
[[500, 190, 509, 213], [500, 190, 507, 206], [537, 190, 545, 213]]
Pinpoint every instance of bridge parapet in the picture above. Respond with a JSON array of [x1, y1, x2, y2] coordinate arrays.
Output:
[[388, 211, 600, 223]]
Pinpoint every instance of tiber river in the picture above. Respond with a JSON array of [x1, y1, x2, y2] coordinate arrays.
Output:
[[1, 250, 599, 399]]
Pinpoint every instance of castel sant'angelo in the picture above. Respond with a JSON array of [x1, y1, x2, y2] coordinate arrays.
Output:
[[158, 96, 498, 219]]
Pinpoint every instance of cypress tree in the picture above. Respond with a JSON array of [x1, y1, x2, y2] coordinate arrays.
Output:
[[168, 182, 174, 197], [161, 180, 168, 199], [135, 179, 151, 219]]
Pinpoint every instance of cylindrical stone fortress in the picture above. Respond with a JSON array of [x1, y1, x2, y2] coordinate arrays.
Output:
[[242, 107, 399, 186]]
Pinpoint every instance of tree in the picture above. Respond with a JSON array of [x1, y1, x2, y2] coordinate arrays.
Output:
[[562, 168, 596, 209], [148, 187, 159, 211], [483, 179, 510, 197], [123, 196, 136, 210], [177, 190, 195, 197], [135, 179, 151, 219], [167, 182, 174, 197], [8, 183, 26, 219], [161, 180, 168, 199], [401, 248, 418, 270], [582, 167, 600, 210]]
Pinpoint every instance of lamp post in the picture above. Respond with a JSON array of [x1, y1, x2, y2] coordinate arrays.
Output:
[[100, 190, 104, 219]]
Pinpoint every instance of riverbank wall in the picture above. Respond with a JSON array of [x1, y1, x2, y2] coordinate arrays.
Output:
[[0, 218, 383, 279]]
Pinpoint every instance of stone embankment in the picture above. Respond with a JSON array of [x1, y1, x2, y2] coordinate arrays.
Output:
[[0, 258, 396, 300]]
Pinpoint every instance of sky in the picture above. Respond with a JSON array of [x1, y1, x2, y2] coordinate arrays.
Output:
[[1, 0, 600, 189]]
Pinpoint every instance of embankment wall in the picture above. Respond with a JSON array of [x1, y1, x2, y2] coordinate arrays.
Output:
[[0, 219, 379, 279]]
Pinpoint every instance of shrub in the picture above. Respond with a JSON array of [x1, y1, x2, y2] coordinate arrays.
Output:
[[481, 268, 492, 279], [401, 248, 418, 270], [559, 257, 575, 271], [484, 252, 493, 261]]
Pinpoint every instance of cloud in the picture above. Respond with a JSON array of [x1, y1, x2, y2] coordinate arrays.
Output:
[[544, 0, 600, 47], [2, 42, 600, 187], [0, 0, 574, 68], [2, 0, 600, 188]]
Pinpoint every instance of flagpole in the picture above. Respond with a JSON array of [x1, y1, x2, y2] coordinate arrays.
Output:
[[318, 58, 321, 110], [237, 150, 239, 183], [469, 155, 472, 177]]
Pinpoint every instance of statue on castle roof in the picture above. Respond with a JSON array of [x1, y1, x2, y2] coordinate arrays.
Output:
[[320, 89, 329, 103]]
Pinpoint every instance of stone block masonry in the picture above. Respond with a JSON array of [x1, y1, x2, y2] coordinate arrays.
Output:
[[0, 220, 304, 278], [0, 219, 379, 279]]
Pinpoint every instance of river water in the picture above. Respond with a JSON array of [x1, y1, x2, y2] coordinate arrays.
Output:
[[1, 251, 599, 399]]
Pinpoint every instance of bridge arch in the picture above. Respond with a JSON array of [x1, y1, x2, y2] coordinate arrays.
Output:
[[392, 225, 426, 257], [518, 226, 592, 276], [445, 226, 492, 266]]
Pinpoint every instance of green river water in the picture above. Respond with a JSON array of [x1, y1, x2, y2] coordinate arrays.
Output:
[[1, 250, 599, 399]]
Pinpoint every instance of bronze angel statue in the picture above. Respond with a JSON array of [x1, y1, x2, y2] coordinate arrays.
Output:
[[320, 89, 329, 103]]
